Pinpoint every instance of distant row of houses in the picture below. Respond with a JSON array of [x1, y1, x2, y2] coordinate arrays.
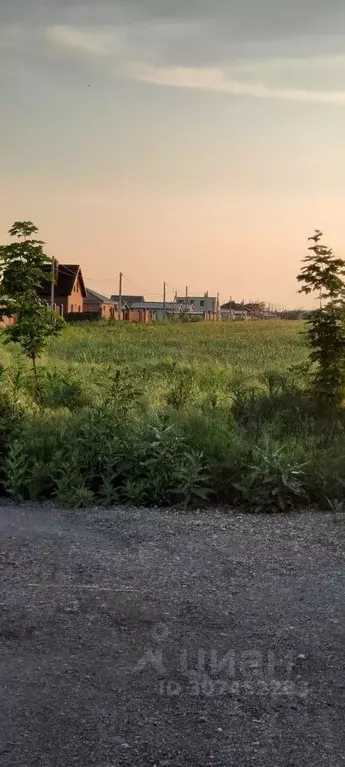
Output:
[[1, 264, 152, 325], [36, 265, 152, 322], [109, 295, 271, 320], [1, 260, 281, 326], [109, 294, 218, 321]]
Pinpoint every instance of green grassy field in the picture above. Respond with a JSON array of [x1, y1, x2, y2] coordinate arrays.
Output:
[[1, 318, 307, 409], [1, 319, 344, 511], [40, 319, 308, 407], [46, 319, 306, 370]]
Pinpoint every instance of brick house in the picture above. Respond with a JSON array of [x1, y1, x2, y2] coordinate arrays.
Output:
[[123, 307, 152, 323], [84, 288, 118, 319], [38, 263, 86, 316], [110, 295, 152, 322]]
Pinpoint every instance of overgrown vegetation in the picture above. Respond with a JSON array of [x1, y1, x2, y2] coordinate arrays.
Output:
[[298, 229, 345, 408], [1, 228, 345, 512], [0, 221, 63, 400], [0, 315, 344, 512]]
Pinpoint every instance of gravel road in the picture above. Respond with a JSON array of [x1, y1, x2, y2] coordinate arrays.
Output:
[[0, 504, 344, 766]]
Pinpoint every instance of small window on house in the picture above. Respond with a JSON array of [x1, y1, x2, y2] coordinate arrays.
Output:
[[200, 300, 205, 307]]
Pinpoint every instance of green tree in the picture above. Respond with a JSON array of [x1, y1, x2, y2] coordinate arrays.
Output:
[[297, 230, 345, 408], [0, 221, 63, 400]]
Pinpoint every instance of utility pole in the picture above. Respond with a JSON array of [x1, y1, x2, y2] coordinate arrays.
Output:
[[118, 272, 123, 319], [51, 256, 55, 311], [229, 296, 233, 322], [163, 281, 166, 321], [216, 292, 220, 318], [185, 286, 188, 312], [204, 291, 208, 320]]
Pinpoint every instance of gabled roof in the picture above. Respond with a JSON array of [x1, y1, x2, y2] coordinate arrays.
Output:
[[176, 296, 216, 302], [221, 301, 246, 311], [111, 295, 144, 304], [85, 287, 116, 305], [243, 301, 265, 308], [38, 263, 86, 298], [131, 301, 180, 311]]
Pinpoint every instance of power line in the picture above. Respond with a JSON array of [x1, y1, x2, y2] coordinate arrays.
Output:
[[55, 265, 77, 276], [82, 276, 119, 282], [56, 268, 209, 303], [122, 273, 141, 289], [57, 267, 175, 296], [165, 281, 178, 297], [57, 265, 82, 278]]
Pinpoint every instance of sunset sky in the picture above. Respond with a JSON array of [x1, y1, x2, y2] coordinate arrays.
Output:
[[1, 1, 345, 307]]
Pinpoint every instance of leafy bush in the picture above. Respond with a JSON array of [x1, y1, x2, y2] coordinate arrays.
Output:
[[117, 419, 210, 507], [1, 397, 345, 511], [0, 409, 211, 508], [234, 441, 308, 513], [100, 366, 145, 416], [4, 440, 30, 501], [168, 451, 212, 508], [0, 364, 21, 493], [175, 409, 248, 503]]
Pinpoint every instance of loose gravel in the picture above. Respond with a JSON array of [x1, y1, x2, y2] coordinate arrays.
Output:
[[0, 503, 344, 766]]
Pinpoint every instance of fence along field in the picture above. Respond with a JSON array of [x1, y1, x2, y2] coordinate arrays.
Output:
[[0, 318, 345, 511]]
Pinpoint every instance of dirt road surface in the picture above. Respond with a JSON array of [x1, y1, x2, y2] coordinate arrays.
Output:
[[0, 504, 344, 766]]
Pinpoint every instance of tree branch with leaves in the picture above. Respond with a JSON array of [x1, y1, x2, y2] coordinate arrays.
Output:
[[0, 221, 63, 401], [297, 230, 345, 408]]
